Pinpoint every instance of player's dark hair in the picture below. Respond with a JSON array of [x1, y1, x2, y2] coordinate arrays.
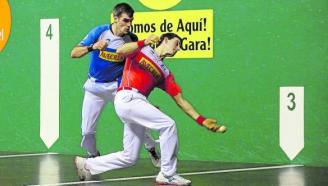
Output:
[[113, 3, 134, 17], [157, 33, 183, 47]]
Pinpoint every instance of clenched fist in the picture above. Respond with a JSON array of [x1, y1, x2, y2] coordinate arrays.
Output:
[[93, 40, 108, 51], [202, 118, 227, 133], [145, 34, 160, 45]]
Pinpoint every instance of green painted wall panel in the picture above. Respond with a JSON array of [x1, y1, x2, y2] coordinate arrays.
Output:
[[0, 0, 327, 166]]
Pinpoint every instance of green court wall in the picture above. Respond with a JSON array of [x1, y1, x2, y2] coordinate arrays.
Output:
[[0, 0, 327, 167]]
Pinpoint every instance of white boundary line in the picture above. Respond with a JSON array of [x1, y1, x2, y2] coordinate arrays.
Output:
[[27, 164, 303, 186], [179, 164, 304, 175], [0, 152, 58, 158]]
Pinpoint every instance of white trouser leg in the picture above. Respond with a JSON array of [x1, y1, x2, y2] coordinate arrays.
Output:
[[114, 90, 178, 177], [144, 129, 157, 150], [81, 90, 107, 155], [80, 79, 117, 155], [85, 122, 145, 175]]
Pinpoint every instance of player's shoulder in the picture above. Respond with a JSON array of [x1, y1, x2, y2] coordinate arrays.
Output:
[[90, 24, 110, 35], [141, 46, 158, 59]]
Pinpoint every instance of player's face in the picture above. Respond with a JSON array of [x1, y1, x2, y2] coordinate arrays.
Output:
[[164, 37, 181, 57], [115, 13, 133, 35]]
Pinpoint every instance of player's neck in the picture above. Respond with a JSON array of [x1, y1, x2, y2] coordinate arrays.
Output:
[[111, 23, 124, 37], [154, 45, 166, 59]]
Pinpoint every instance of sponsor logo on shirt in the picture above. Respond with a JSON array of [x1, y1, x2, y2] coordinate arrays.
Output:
[[99, 51, 124, 62], [139, 57, 162, 80]]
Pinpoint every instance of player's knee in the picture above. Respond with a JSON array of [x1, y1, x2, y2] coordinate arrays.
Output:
[[162, 119, 177, 135], [124, 153, 139, 166], [164, 117, 175, 127], [168, 118, 176, 128]]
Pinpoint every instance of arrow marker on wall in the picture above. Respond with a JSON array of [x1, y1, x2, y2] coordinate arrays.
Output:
[[40, 19, 60, 148], [279, 87, 304, 160]]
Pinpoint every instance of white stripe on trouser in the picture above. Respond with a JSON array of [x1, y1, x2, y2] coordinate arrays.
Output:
[[81, 79, 156, 155], [85, 90, 178, 177]]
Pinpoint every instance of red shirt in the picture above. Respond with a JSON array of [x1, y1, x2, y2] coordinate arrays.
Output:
[[120, 46, 181, 97]]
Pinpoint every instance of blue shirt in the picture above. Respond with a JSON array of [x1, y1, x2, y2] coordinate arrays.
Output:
[[80, 24, 137, 83]]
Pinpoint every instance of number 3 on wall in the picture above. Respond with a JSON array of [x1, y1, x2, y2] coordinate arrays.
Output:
[[287, 92, 296, 111], [279, 87, 304, 160]]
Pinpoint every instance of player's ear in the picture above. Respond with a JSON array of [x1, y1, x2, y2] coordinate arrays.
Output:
[[113, 16, 119, 23], [164, 37, 168, 44]]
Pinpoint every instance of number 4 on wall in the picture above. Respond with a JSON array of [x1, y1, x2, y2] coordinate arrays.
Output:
[[40, 19, 59, 149], [46, 24, 53, 40], [279, 87, 304, 160]]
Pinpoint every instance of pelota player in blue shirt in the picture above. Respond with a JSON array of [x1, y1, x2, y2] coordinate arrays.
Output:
[[71, 3, 160, 167]]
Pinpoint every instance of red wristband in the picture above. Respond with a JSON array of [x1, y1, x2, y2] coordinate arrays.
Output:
[[137, 40, 145, 48], [196, 115, 205, 125]]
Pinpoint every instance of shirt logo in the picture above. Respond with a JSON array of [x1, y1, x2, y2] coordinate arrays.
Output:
[[139, 57, 162, 80], [99, 51, 124, 62]]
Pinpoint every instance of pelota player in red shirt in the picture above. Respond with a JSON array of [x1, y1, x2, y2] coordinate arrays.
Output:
[[75, 33, 226, 185]]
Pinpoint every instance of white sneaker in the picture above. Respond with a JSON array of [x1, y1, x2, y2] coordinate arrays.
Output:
[[148, 147, 161, 168], [74, 156, 92, 181], [156, 172, 191, 185]]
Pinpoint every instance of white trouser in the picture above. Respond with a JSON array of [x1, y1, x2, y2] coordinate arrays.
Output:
[[81, 79, 156, 155], [85, 90, 178, 176]]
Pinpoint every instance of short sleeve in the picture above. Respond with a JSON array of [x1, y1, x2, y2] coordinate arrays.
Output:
[[160, 73, 182, 97], [79, 24, 109, 46]]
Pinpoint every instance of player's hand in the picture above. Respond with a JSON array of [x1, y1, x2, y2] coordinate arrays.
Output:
[[202, 118, 227, 133], [93, 40, 108, 51], [145, 34, 160, 45]]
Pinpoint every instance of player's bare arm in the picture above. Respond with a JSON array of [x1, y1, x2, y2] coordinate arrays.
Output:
[[116, 34, 160, 56], [70, 40, 108, 58], [173, 93, 227, 133], [172, 93, 199, 119]]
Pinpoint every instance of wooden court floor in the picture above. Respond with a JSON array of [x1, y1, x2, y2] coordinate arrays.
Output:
[[0, 152, 327, 186]]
